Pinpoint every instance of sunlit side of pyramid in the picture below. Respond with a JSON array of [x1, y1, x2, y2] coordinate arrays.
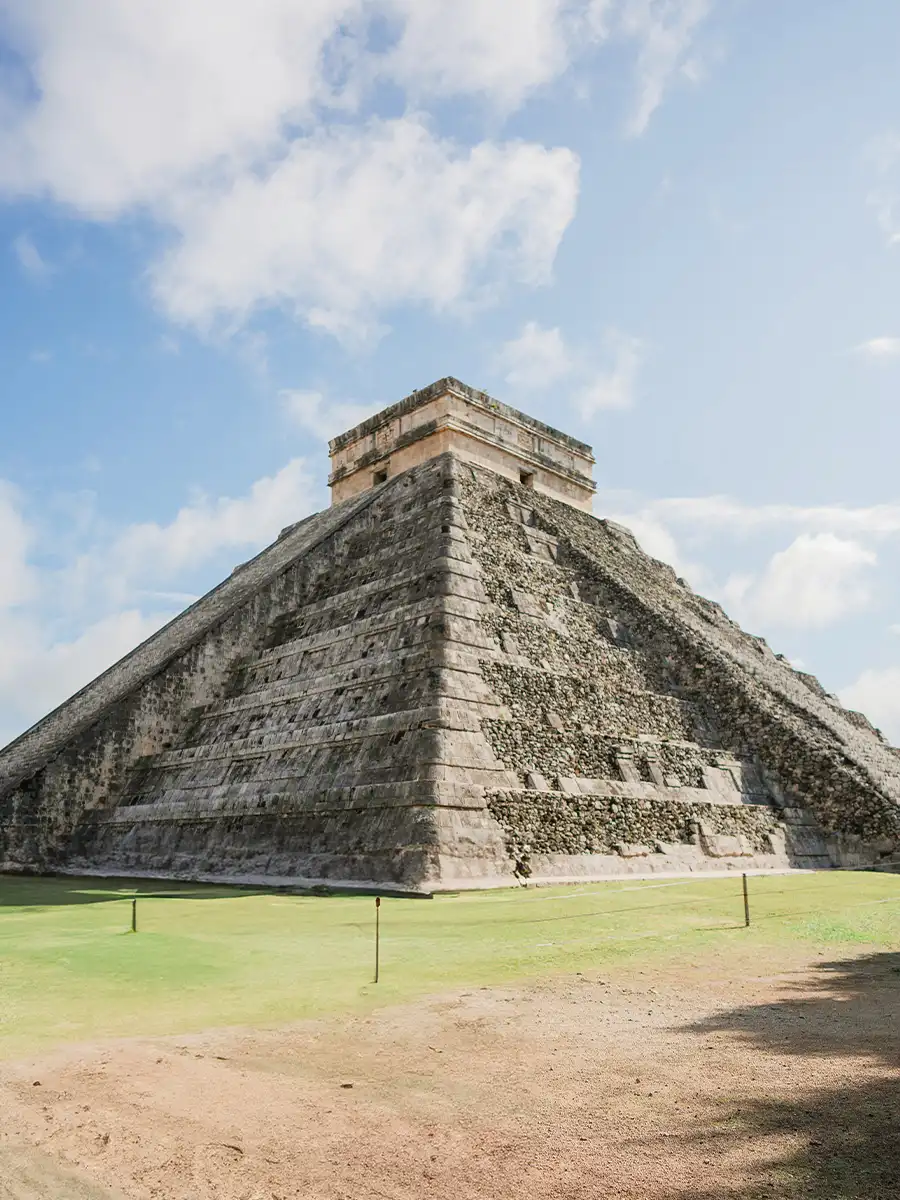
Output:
[[1, 378, 898, 891]]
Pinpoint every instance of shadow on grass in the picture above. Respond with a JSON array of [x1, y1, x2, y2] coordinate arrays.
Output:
[[0, 874, 265, 907], [671, 951, 900, 1199], [0, 872, 422, 908]]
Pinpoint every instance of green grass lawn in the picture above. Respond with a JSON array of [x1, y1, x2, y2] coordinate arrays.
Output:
[[1, 870, 898, 1058]]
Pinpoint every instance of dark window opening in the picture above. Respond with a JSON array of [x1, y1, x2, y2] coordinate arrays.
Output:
[[373, 468, 388, 485], [520, 470, 535, 488]]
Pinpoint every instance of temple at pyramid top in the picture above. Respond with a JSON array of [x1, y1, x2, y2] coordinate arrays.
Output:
[[328, 376, 597, 511]]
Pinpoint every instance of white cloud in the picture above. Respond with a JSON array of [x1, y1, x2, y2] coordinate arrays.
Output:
[[281, 390, 380, 442], [721, 534, 877, 629], [0, 458, 319, 746], [617, 0, 713, 136], [378, 0, 575, 111], [0, 0, 361, 217], [498, 321, 643, 417], [839, 667, 900, 745], [855, 336, 900, 360], [573, 328, 643, 416], [0, 483, 36, 607], [0, 0, 717, 339], [497, 321, 573, 388], [596, 490, 900, 634], [0, 609, 171, 747], [617, 493, 900, 540], [97, 458, 316, 596], [0, 482, 166, 744], [605, 509, 708, 589], [152, 117, 580, 340], [11, 233, 51, 281]]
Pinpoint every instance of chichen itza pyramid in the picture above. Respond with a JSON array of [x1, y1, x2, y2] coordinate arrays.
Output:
[[1, 378, 898, 890]]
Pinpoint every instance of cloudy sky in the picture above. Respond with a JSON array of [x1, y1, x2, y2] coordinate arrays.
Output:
[[1, 0, 899, 747]]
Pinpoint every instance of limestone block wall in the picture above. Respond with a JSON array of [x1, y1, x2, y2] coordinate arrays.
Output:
[[329, 377, 596, 510]]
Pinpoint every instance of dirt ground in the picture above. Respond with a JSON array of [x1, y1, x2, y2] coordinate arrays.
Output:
[[2, 946, 898, 1200]]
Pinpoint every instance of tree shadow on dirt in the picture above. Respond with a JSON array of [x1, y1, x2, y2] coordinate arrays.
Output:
[[670, 951, 900, 1199]]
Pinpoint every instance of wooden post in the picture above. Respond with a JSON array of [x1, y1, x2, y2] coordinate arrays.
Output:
[[374, 896, 381, 983], [131, 897, 137, 934], [742, 873, 750, 928]]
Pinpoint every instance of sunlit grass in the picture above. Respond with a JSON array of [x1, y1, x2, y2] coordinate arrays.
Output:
[[1, 870, 897, 1057]]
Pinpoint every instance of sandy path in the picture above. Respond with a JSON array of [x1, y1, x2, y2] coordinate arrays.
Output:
[[2, 946, 898, 1199]]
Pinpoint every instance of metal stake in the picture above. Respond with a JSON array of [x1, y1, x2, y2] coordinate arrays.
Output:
[[374, 896, 381, 983], [742, 873, 750, 928], [131, 897, 137, 933]]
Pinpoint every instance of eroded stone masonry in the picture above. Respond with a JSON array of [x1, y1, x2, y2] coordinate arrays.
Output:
[[1, 378, 897, 890]]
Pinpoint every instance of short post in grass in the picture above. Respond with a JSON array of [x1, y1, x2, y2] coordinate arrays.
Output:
[[374, 896, 381, 983], [131, 897, 137, 934], [742, 873, 750, 928]]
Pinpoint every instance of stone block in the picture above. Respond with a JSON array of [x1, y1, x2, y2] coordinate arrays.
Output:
[[557, 777, 582, 795], [615, 843, 652, 858], [525, 771, 549, 791], [701, 833, 752, 858], [509, 589, 545, 619]]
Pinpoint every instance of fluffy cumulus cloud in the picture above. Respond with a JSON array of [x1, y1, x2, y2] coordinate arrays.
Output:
[[573, 328, 643, 416], [722, 533, 877, 630], [597, 490, 894, 632], [840, 668, 900, 744], [111, 459, 313, 577], [0, 461, 317, 746], [154, 118, 579, 339], [0, 609, 172, 748], [496, 321, 573, 388], [377, 0, 574, 110], [281, 390, 381, 442], [0, 0, 715, 336], [497, 320, 642, 417], [0, 0, 359, 216]]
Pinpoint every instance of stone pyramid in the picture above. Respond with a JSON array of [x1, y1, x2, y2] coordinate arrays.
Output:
[[1, 378, 898, 891]]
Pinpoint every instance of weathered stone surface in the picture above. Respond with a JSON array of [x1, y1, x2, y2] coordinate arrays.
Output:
[[329, 377, 596, 510], [1, 381, 898, 890]]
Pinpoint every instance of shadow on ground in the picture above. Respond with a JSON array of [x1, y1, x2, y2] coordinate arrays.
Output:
[[671, 951, 900, 1199], [0, 874, 273, 908], [0, 872, 428, 908]]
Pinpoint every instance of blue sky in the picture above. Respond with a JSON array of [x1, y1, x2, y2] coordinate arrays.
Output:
[[1, 0, 900, 746]]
